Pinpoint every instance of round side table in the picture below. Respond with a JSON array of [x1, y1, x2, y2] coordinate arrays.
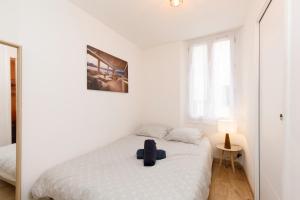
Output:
[[216, 144, 242, 173]]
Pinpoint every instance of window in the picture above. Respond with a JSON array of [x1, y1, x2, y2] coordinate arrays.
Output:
[[188, 34, 235, 121]]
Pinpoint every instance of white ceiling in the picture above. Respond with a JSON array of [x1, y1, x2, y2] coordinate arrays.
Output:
[[70, 0, 249, 48]]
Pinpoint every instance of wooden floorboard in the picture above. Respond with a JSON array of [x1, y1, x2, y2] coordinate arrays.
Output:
[[208, 159, 254, 200], [0, 180, 15, 200]]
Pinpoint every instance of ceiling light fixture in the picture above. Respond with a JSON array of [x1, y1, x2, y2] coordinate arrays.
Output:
[[170, 0, 183, 7]]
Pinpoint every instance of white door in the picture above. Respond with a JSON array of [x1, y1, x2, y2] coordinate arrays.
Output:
[[259, 0, 286, 199]]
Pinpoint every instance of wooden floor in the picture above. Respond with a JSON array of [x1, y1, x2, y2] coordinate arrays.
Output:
[[208, 159, 254, 200], [0, 180, 15, 200]]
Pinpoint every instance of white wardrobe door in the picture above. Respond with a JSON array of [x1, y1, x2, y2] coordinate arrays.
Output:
[[260, 0, 286, 199]]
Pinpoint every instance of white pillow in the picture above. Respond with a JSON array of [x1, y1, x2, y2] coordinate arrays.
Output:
[[164, 128, 203, 144], [135, 124, 171, 139]]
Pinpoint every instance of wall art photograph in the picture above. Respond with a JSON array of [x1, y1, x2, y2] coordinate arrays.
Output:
[[87, 45, 128, 93]]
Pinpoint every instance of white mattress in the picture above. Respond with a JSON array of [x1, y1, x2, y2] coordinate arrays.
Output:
[[32, 135, 212, 200], [0, 144, 16, 185]]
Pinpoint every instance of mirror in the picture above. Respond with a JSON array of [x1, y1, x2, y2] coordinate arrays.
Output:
[[0, 42, 19, 200]]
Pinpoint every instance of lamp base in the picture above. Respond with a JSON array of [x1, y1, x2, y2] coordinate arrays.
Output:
[[224, 133, 231, 149]]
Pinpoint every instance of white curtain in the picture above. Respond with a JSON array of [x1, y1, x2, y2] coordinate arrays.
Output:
[[188, 35, 235, 121]]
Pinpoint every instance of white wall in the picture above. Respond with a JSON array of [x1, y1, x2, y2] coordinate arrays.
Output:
[[0, 0, 20, 44], [141, 42, 185, 127], [238, 9, 259, 198], [2, 0, 142, 199]]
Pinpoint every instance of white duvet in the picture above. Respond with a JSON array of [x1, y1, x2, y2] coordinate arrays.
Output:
[[0, 143, 16, 185], [32, 135, 212, 200]]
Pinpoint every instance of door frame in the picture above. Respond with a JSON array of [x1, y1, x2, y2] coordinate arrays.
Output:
[[257, 0, 273, 199], [0, 40, 22, 200]]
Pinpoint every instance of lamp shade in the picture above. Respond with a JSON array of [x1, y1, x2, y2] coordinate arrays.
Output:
[[218, 120, 237, 134]]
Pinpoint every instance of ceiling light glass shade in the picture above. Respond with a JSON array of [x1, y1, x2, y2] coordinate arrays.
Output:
[[170, 0, 183, 7]]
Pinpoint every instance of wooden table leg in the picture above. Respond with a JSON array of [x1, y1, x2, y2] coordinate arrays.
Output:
[[230, 152, 235, 173], [219, 150, 224, 167]]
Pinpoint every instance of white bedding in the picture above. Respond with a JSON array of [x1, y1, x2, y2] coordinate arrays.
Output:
[[32, 135, 212, 200], [0, 144, 16, 185]]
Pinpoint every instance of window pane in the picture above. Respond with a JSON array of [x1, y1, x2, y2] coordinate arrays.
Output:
[[187, 36, 235, 122], [212, 39, 233, 119], [189, 44, 208, 119]]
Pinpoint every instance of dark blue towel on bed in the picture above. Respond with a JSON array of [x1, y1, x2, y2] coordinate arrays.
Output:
[[143, 140, 157, 166], [136, 149, 166, 160]]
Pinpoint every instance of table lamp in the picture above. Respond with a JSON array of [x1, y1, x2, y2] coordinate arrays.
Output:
[[218, 120, 237, 149]]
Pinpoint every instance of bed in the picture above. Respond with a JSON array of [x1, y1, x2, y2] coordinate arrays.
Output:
[[32, 135, 212, 200], [0, 144, 16, 186]]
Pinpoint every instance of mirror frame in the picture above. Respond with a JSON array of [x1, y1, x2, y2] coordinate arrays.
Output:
[[0, 40, 22, 200]]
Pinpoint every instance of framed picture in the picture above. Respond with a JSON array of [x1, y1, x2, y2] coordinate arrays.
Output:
[[87, 45, 128, 93]]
